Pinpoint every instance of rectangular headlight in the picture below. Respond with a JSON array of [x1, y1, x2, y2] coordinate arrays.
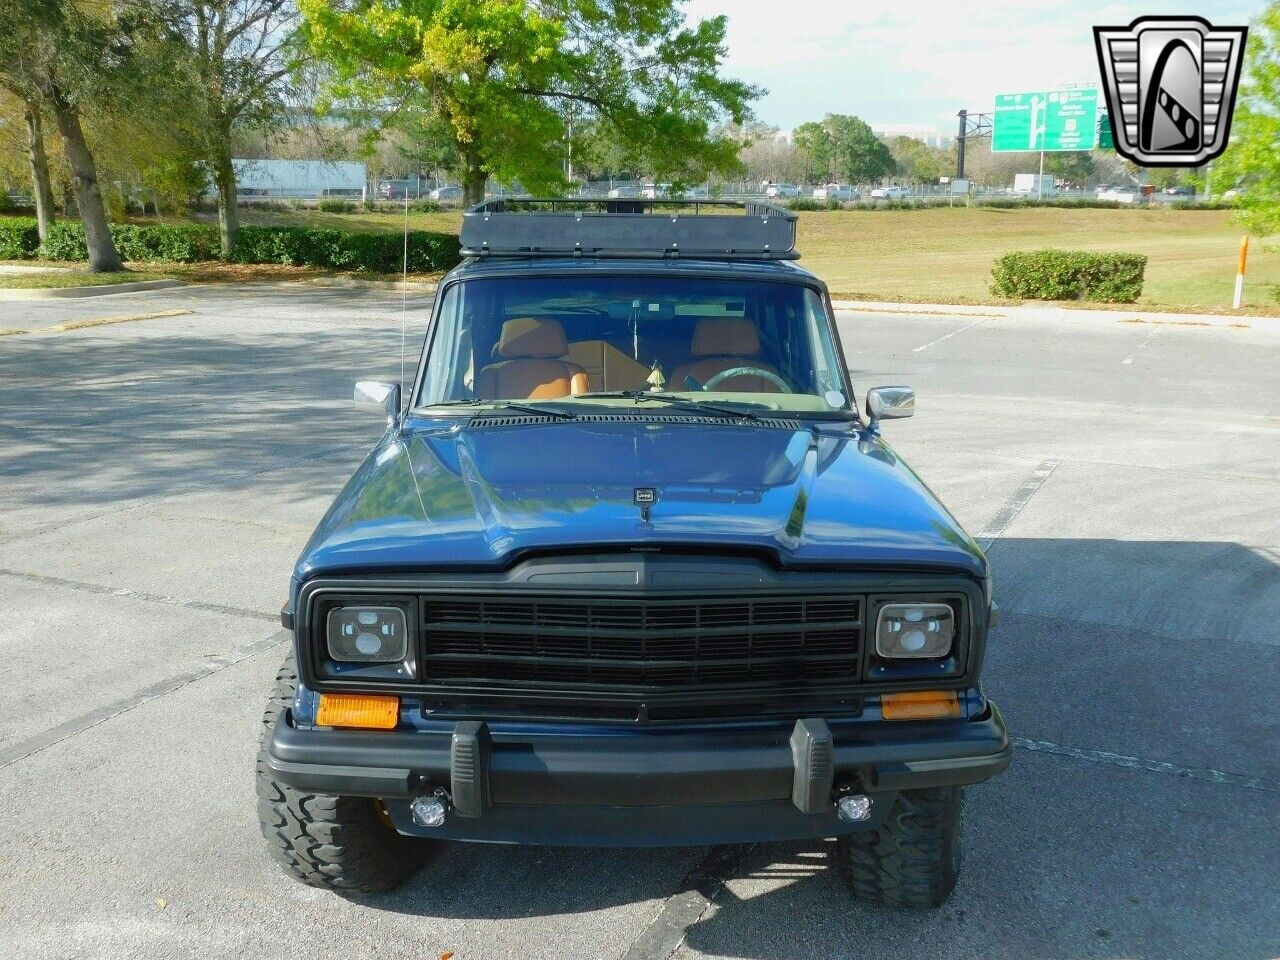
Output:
[[327, 606, 409, 664], [876, 602, 954, 659]]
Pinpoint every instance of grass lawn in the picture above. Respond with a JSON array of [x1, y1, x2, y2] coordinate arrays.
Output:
[[795, 207, 1278, 312], [4, 206, 1272, 311], [240, 205, 1279, 313], [0, 266, 173, 289]]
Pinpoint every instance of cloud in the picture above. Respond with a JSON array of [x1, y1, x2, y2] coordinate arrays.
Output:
[[684, 0, 1264, 128]]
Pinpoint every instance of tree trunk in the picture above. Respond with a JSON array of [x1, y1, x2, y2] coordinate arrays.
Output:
[[23, 100, 57, 242], [461, 151, 486, 207], [47, 86, 121, 272], [213, 140, 239, 259]]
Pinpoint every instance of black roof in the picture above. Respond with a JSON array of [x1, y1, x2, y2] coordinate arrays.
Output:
[[459, 198, 799, 262]]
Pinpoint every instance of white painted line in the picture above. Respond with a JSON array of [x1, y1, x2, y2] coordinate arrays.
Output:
[[912, 318, 986, 353], [1121, 329, 1158, 365]]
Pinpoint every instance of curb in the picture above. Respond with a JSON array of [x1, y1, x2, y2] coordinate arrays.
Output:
[[0, 278, 186, 301], [830, 299, 1280, 331], [305, 276, 437, 293]]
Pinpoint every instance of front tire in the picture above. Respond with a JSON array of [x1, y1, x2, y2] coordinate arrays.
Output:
[[256, 656, 428, 893], [835, 786, 963, 908]]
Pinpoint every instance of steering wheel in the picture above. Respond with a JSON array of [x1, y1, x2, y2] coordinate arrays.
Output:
[[702, 366, 792, 393]]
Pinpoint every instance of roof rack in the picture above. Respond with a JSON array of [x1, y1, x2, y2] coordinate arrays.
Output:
[[460, 198, 799, 261]]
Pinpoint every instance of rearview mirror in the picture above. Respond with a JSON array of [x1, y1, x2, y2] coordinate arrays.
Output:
[[354, 380, 401, 423], [865, 385, 914, 432]]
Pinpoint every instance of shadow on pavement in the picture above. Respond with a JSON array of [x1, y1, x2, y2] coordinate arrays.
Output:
[[336, 539, 1279, 960], [0, 326, 402, 514]]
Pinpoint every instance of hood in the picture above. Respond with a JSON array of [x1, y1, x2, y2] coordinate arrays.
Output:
[[295, 417, 985, 581]]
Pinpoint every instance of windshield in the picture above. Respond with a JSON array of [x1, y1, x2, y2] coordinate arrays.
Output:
[[417, 275, 850, 415]]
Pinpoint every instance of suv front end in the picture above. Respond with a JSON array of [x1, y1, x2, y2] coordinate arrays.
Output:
[[257, 199, 1011, 906]]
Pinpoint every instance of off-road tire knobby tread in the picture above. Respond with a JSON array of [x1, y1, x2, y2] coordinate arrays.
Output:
[[255, 656, 427, 893], [836, 786, 963, 908]]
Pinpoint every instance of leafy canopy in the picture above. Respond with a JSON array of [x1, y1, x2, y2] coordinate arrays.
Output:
[[299, 0, 758, 196], [1216, 2, 1280, 236], [793, 114, 896, 185]]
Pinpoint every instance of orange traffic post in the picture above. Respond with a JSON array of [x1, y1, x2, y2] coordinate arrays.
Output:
[[1233, 235, 1250, 309]]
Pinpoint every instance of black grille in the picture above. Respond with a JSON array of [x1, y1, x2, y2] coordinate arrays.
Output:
[[420, 594, 863, 689]]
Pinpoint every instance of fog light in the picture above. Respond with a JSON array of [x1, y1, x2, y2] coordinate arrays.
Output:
[[837, 793, 873, 822], [410, 794, 448, 828]]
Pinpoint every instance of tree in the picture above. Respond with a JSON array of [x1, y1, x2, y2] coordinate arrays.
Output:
[[736, 122, 805, 186], [793, 114, 896, 186], [160, 1, 301, 256], [300, 1, 758, 205], [885, 136, 952, 185], [1216, 2, 1280, 236], [1042, 151, 1095, 188], [0, 0, 123, 271]]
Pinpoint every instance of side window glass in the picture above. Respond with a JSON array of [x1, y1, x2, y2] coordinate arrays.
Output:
[[806, 289, 845, 405]]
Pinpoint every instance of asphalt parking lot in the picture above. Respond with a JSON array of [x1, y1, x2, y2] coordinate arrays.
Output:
[[2, 284, 1278, 960]]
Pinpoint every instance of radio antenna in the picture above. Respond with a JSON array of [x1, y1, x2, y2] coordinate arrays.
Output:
[[399, 191, 409, 414]]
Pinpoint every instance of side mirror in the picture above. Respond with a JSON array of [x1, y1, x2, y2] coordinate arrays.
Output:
[[865, 385, 914, 432], [354, 380, 401, 423]]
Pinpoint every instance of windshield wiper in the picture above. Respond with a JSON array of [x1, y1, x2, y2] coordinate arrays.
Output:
[[420, 399, 578, 420], [583, 390, 761, 422]]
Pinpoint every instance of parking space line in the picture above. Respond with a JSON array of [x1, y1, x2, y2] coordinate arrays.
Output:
[[1014, 737, 1279, 794], [978, 459, 1060, 549], [0, 568, 276, 623], [620, 844, 752, 960], [50, 308, 193, 332], [1121, 329, 1158, 365], [0, 629, 288, 768], [912, 318, 987, 352]]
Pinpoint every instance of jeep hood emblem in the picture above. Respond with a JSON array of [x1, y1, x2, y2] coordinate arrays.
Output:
[[634, 487, 658, 522]]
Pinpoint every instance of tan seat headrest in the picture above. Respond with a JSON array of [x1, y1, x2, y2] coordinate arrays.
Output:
[[497, 317, 569, 359], [691, 317, 761, 357]]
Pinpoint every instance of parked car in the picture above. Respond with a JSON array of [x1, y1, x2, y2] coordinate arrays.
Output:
[[1161, 185, 1196, 198], [608, 185, 640, 199], [429, 185, 463, 201], [378, 179, 432, 200], [869, 186, 910, 200], [640, 183, 672, 199], [813, 184, 858, 201], [259, 197, 1011, 908], [764, 182, 802, 198]]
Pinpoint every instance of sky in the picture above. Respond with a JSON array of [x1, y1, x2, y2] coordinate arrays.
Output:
[[682, 0, 1264, 131]]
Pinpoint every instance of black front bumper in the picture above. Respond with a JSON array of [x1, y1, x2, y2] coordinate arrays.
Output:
[[266, 703, 1011, 846]]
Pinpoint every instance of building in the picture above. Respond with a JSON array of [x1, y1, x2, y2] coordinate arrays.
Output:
[[870, 124, 954, 149], [230, 159, 368, 200]]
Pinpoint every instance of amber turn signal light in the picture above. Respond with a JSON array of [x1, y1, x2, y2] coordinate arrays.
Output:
[[881, 690, 961, 721], [316, 693, 399, 730]]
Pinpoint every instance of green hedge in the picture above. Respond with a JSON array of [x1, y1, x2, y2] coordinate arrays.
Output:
[[0, 217, 40, 259], [0, 218, 461, 273], [230, 225, 460, 272], [990, 249, 1147, 303]]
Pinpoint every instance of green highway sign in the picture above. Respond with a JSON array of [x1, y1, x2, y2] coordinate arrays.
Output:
[[1097, 111, 1115, 150], [992, 88, 1099, 152]]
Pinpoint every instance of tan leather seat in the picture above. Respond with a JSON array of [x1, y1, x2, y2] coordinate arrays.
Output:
[[476, 317, 589, 400], [670, 317, 783, 393]]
